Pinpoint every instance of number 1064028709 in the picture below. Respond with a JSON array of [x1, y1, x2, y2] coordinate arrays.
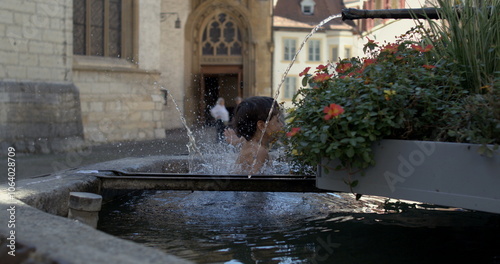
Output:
[[7, 147, 16, 196]]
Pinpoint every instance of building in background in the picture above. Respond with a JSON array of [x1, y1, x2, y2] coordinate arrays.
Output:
[[344, 0, 433, 55], [0, 0, 273, 153], [272, 0, 357, 108], [273, 0, 433, 108]]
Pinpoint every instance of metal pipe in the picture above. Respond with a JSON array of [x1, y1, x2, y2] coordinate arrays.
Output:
[[341, 8, 443, 20]]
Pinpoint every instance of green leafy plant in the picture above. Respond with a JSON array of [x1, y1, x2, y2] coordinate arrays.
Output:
[[422, 0, 500, 149], [423, 0, 499, 94], [285, 15, 499, 179]]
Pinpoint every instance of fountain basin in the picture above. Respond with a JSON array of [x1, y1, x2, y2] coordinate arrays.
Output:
[[0, 154, 320, 263], [3, 154, 499, 263], [0, 155, 198, 264]]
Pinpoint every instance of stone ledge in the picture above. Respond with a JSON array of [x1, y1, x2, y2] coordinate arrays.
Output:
[[0, 198, 192, 264], [0, 155, 194, 264]]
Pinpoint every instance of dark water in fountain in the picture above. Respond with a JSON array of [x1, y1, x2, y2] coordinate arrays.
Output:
[[98, 190, 500, 264]]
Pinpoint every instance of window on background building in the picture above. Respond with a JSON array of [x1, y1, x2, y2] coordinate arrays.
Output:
[[283, 39, 296, 61], [284, 76, 297, 99], [374, 0, 383, 26], [391, 0, 397, 8], [331, 46, 338, 62], [300, 0, 316, 15], [344, 47, 351, 59], [73, 0, 134, 60], [308, 40, 320, 61]]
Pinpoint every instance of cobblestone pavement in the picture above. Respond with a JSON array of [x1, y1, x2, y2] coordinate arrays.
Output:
[[0, 127, 220, 183]]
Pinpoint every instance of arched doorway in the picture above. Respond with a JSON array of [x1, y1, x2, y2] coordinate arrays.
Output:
[[184, 4, 254, 125], [183, 1, 272, 126], [198, 12, 245, 124]]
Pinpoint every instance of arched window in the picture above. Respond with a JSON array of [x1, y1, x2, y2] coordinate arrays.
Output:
[[201, 13, 242, 56]]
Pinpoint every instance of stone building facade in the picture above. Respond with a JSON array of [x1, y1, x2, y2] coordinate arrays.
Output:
[[1, 0, 84, 153], [0, 0, 273, 153]]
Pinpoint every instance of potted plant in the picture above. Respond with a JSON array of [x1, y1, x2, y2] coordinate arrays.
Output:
[[284, 0, 499, 213]]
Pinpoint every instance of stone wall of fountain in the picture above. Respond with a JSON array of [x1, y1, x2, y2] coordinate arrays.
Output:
[[0, 155, 194, 264]]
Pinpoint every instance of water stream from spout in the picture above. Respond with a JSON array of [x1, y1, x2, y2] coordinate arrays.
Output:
[[251, 13, 343, 174], [160, 86, 206, 164]]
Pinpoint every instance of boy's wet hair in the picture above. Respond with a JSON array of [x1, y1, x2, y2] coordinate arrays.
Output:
[[232, 96, 280, 141]]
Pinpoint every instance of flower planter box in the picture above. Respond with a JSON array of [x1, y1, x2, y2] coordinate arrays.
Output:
[[317, 140, 500, 214]]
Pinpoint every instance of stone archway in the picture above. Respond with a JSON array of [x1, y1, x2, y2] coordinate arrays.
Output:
[[184, 2, 254, 125]]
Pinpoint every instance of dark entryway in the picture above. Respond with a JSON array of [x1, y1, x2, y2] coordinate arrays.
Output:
[[200, 66, 243, 125]]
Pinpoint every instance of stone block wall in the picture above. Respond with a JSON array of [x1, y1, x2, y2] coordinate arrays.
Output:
[[0, 0, 84, 154], [74, 69, 169, 144], [0, 81, 84, 153], [0, 0, 72, 82]]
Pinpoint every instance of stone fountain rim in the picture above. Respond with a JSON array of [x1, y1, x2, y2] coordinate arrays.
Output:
[[0, 155, 194, 264]]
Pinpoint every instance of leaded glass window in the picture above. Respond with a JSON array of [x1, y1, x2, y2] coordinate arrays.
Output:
[[73, 0, 133, 60], [201, 13, 242, 56]]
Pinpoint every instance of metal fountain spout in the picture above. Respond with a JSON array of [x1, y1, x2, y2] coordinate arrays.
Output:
[[342, 6, 494, 21], [341, 7, 443, 20]]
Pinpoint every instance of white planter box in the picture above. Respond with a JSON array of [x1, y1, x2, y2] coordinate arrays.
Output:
[[317, 140, 500, 214]]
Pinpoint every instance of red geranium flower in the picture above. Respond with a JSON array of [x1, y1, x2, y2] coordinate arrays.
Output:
[[323, 103, 344, 120], [363, 59, 377, 66], [316, 64, 328, 71], [366, 37, 377, 44], [335, 63, 352, 74], [411, 44, 433, 52], [381, 43, 399, 54], [313, 73, 333, 82], [286, 127, 301, 137], [361, 58, 377, 70], [299, 67, 311, 77]]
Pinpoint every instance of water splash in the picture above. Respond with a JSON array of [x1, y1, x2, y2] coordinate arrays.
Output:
[[252, 13, 343, 173], [188, 140, 291, 175], [161, 86, 205, 164]]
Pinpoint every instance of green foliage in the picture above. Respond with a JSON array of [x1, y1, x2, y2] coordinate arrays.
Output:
[[285, 24, 499, 174], [422, 0, 499, 94]]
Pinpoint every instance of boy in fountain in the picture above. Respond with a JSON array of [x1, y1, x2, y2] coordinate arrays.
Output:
[[231, 96, 284, 175]]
